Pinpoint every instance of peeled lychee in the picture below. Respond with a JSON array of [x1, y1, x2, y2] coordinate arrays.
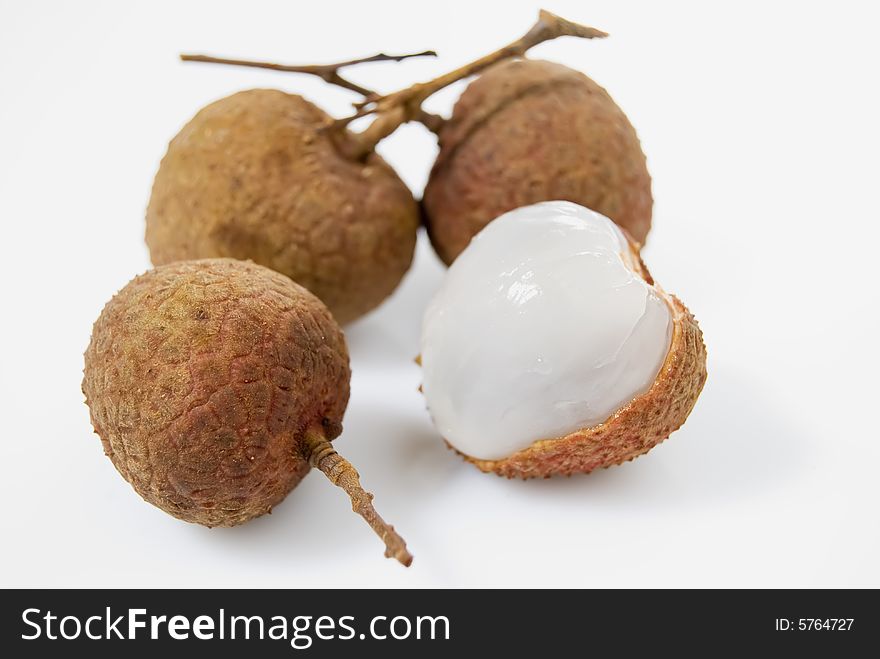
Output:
[[420, 201, 706, 478], [83, 258, 411, 564], [146, 89, 419, 325], [423, 59, 653, 265]]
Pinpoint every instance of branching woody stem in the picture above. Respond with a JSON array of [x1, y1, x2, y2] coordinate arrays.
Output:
[[180, 50, 444, 132], [181, 10, 606, 160], [181, 50, 437, 96], [341, 10, 608, 158]]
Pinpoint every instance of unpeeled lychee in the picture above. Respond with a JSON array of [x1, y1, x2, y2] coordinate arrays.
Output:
[[423, 59, 653, 265], [83, 258, 411, 564], [146, 89, 419, 325]]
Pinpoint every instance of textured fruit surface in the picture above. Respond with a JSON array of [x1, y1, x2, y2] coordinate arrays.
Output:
[[82, 259, 350, 526], [146, 89, 419, 324], [462, 295, 707, 478], [423, 59, 652, 265]]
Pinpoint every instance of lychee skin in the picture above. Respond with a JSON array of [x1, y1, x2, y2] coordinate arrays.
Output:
[[461, 296, 707, 478], [423, 59, 653, 265], [146, 89, 419, 325], [82, 259, 350, 527]]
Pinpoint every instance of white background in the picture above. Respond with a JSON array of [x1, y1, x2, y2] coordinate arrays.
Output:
[[1, 0, 878, 588]]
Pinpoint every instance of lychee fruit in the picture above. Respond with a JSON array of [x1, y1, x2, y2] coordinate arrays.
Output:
[[419, 201, 706, 478], [83, 258, 411, 564], [146, 89, 419, 325], [423, 59, 653, 265]]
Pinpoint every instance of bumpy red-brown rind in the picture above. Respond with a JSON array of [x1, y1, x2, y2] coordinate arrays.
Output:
[[146, 89, 418, 325], [423, 59, 653, 265], [82, 259, 350, 526], [461, 296, 707, 478]]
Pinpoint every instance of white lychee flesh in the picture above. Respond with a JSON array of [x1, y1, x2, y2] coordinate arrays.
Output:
[[420, 201, 673, 461]]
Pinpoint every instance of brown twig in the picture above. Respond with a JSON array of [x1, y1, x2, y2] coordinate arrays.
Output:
[[341, 9, 608, 158], [304, 429, 412, 567], [181, 50, 437, 97]]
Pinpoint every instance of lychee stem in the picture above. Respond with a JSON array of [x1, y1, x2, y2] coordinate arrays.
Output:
[[180, 50, 446, 135], [341, 9, 608, 158], [180, 50, 437, 97], [304, 430, 413, 567]]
